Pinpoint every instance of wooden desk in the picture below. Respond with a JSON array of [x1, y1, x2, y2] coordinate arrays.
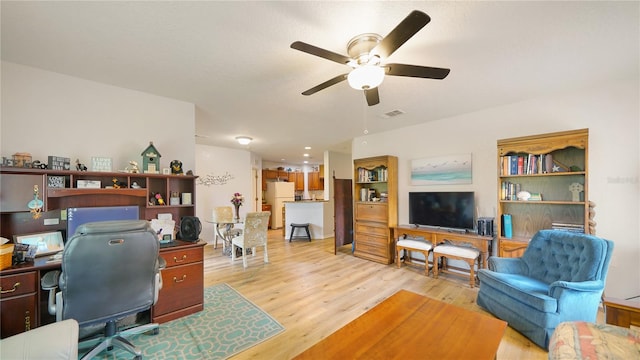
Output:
[[293, 289, 507, 360], [0, 240, 205, 338], [392, 225, 494, 269]]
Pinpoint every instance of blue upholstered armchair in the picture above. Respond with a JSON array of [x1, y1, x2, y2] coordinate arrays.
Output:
[[476, 230, 614, 349]]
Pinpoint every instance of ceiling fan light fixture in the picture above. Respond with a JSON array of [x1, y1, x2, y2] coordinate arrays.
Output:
[[347, 65, 385, 90], [236, 136, 252, 145]]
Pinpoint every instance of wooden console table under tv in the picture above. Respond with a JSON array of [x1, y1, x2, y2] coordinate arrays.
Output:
[[392, 225, 494, 269], [0, 239, 205, 339], [293, 289, 507, 359]]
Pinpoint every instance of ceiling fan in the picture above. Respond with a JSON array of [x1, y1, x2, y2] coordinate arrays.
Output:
[[291, 10, 450, 106]]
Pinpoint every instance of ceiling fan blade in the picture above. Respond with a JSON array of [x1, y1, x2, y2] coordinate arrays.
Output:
[[364, 88, 380, 106], [386, 63, 450, 79], [291, 41, 352, 65], [371, 10, 431, 60], [301, 74, 348, 96]]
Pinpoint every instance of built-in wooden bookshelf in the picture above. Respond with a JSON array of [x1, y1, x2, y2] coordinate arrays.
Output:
[[496, 129, 589, 257]]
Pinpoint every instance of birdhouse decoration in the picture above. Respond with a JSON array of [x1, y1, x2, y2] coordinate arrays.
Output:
[[141, 141, 161, 174]]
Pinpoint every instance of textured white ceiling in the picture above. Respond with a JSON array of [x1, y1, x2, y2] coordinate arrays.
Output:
[[2, 1, 638, 165]]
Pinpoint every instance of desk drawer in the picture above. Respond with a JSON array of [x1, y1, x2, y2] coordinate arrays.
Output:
[[160, 247, 203, 268], [154, 262, 204, 317], [0, 272, 37, 299]]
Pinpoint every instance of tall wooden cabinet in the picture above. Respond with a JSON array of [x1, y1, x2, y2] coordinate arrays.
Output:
[[353, 155, 398, 264], [497, 129, 589, 257]]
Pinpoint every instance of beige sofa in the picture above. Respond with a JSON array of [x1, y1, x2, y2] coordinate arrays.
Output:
[[0, 319, 78, 360]]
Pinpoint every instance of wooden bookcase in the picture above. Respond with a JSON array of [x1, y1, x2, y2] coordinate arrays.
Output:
[[496, 129, 589, 257], [353, 155, 398, 264]]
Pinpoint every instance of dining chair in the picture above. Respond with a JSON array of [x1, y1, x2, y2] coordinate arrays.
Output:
[[231, 211, 271, 268], [212, 206, 241, 250]]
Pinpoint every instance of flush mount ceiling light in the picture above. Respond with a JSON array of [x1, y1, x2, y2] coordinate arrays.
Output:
[[235, 136, 252, 145]]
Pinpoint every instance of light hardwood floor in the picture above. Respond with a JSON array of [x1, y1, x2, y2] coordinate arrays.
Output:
[[204, 229, 553, 359]]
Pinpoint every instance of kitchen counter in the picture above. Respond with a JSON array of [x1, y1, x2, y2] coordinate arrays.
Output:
[[284, 201, 332, 240]]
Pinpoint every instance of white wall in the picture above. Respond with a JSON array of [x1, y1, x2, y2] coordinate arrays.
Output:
[[195, 143, 254, 243], [353, 79, 639, 300], [1, 62, 195, 170]]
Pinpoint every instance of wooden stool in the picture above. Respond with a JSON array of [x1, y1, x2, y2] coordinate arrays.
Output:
[[289, 223, 311, 242], [433, 244, 480, 287], [396, 238, 433, 276]]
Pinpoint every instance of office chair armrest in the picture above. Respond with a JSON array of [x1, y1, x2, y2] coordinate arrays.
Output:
[[158, 256, 166, 270], [40, 270, 61, 316], [41, 270, 60, 290]]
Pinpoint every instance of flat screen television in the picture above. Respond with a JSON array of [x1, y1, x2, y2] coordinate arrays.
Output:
[[409, 192, 475, 230], [66, 205, 140, 239]]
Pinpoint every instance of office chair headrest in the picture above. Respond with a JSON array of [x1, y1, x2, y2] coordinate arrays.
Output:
[[76, 220, 152, 236]]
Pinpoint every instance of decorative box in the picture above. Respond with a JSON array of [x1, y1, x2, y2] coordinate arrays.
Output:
[[12, 152, 32, 168], [0, 244, 14, 270], [48, 156, 71, 170]]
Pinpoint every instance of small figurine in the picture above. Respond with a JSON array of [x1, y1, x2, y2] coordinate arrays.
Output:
[[155, 193, 165, 205], [112, 178, 120, 189], [126, 160, 140, 173], [171, 160, 183, 175], [75, 159, 87, 171]]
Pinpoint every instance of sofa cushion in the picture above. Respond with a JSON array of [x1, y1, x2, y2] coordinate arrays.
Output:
[[433, 244, 479, 259], [549, 321, 640, 359], [477, 270, 557, 313], [397, 239, 432, 251]]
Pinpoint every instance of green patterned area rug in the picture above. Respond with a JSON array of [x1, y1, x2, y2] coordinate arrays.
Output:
[[86, 283, 284, 359]]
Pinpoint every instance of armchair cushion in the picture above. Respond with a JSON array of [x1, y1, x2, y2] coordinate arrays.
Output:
[[477, 230, 614, 349]]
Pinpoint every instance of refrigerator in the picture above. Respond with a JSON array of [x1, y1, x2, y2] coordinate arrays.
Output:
[[265, 181, 295, 229]]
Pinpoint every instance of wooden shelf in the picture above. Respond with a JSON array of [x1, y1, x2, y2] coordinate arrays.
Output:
[[47, 188, 147, 198], [499, 200, 586, 205], [500, 171, 586, 179]]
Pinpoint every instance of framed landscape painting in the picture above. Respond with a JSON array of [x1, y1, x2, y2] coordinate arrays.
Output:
[[411, 153, 472, 185]]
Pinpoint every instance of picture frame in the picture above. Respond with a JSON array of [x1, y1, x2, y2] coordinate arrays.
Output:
[[411, 153, 472, 185], [91, 157, 112, 172], [162, 168, 171, 175], [47, 175, 66, 188], [13, 231, 64, 257]]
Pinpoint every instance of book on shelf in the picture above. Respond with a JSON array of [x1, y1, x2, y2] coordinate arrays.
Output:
[[500, 153, 554, 175], [502, 214, 513, 239], [358, 167, 387, 183], [551, 222, 584, 233]]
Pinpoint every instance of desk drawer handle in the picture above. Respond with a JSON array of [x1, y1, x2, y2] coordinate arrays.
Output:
[[173, 275, 187, 283], [173, 255, 188, 263], [0, 282, 21, 294]]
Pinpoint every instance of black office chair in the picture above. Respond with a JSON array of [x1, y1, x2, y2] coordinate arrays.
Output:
[[41, 220, 164, 360]]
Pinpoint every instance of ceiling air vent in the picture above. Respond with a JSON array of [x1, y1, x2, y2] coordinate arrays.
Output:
[[380, 109, 405, 119]]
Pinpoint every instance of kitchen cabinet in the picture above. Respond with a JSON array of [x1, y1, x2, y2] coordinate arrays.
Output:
[[309, 171, 323, 190], [262, 204, 272, 229], [294, 173, 304, 191]]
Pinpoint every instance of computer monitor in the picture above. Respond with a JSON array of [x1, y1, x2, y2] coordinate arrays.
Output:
[[66, 205, 140, 239]]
